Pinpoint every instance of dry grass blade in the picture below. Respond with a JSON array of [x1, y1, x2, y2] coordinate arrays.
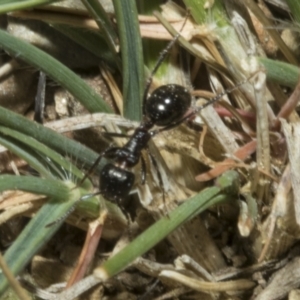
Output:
[[255, 257, 300, 300], [281, 120, 300, 226], [0, 252, 31, 300], [66, 215, 106, 288], [258, 164, 292, 262], [159, 270, 255, 293]]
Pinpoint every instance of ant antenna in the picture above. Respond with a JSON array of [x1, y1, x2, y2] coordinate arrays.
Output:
[[199, 69, 261, 109], [185, 74, 258, 123], [151, 73, 257, 135], [142, 13, 190, 114], [195, 77, 253, 112]]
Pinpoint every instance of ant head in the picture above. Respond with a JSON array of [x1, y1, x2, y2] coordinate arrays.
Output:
[[144, 84, 191, 127], [100, 163, 135, 202]]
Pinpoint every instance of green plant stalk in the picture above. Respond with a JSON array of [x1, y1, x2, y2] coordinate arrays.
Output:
[[94, 170, 239, 279], [0, 175, 70, 200], [0, 180, 83, 295], [257, 57, 300, 88], [0, 105, 105, 172], [0, 109, 123, 221], [0, 29, 112, 113], [285, 0, 300, 24], [0, 174, 101, 220], [0, 0, 55, 13], [0, 126, 92, 189], [0, 132, 115, 220], [0, 134, 55, 180], [112, 0, 144, 120]]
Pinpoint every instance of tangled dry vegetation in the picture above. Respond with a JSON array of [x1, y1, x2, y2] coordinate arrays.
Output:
[[0, 0, 300, 299]]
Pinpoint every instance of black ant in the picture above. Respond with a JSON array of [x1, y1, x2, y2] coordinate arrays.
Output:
[[79, 29, 192, 207], [79, 18, 252, 214]]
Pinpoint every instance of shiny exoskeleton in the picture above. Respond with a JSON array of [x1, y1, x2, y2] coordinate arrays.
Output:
[[98, 84, 191, 204], [75, 22, 194, 208]]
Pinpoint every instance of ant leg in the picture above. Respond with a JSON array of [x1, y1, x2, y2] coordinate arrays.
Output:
[[102, 132, 131, 138], [142, 14, 190, 115], [34, 71, 46, 124], [140, 154, 147, 185], [77, 146, 119, 187], [146, 148, 166, 209], [116, 200, 132, 225]]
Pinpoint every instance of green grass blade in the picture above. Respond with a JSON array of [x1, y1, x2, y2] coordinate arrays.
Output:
[[0, 0, 55, 13], [0, 126, 91, 189], [0, 133, 55, 179], [0, 29, 112, 113], [0, 106, 106, 172], [285, 0, 300, 24], [0, 180, 81, 295], [94, 171, 239, 278], [258, 57, 300, 88], [0, 175, 70, 200], [113, 0, 144, 120]]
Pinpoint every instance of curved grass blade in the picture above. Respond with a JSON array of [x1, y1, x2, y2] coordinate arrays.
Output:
[[0, 105, 106, 172], [0, 29, 112, 113], [0, 175, 71, 200], [0, 134, 55, 180], [0, 179, 84, 296], [0, 126, 92, 190]]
